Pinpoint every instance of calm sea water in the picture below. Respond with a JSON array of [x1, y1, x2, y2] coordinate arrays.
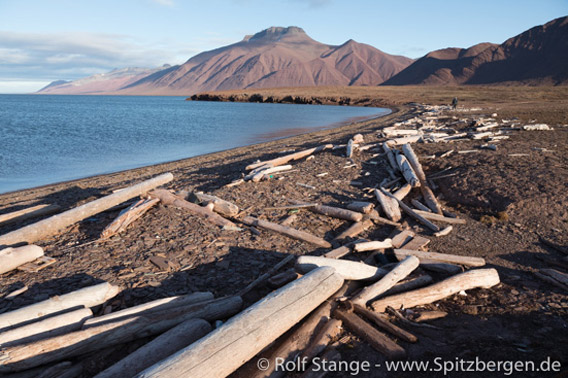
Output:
[[0, 95, 389, 194]]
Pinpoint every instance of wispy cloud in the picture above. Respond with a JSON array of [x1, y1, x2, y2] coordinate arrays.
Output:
[[0, 31, 191, 82]]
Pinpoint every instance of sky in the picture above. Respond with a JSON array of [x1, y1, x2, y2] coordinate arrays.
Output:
[[0, 0, 566, 93]]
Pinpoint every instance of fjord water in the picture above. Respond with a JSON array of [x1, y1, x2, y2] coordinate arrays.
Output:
[[0, 95, 388, 194]]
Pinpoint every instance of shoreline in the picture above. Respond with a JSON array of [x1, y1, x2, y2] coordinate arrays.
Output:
[[0, 105, 403, 208]]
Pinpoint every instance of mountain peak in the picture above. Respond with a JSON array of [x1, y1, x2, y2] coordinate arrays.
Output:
[[248, 26, 307, 42]]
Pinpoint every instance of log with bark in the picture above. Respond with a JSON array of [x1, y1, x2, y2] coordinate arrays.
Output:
[[333, 308, 406, 359], [0, 204, 61, 227], [296, 256, 387, 281], [150, 190, 236, 228], [371, 268, 500, 312], [136, 267, 344, 378], [351, 256, 420, 306], [0, 173, 173, 247], [0, 282, 120, 331], [0, 296, 242, 373], [94, 318, 212, 378], [100, 198, 159, 239], [246, 145, 334, 171], [0, 245, 44, 275], [242, 216, 331, 248], [393, 249, 486, 267]]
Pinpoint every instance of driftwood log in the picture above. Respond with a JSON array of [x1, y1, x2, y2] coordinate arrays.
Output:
[[100, 198, 159, 239], [374, 189, 401, 222], [324, 239, 368, 259], [296, 256, 387, 281], [300, 318, 342, 362], [353, 239, 393, 252], [83, 292, 214, 327], [193, 193, 239, 217], [379, 188, 440, 232], [0, 282, 119, 331], [0, 173, 173, 247], [246, 145, 333, 171], [351, 256, 420, 306], [394, 249, 486, 267], [0, 204, 61, 227], [346, 201, 374, 214], [401, 144, 443, 214], [243, 216, 331, 248], [396, 152, 420, 188], [412, 210, 466, 225], [136, 267, 344, 378], [238, 255, 295, 296], [380, 275, 433, 298], [391, 230, 415, 248], [0, 245, 44, 274], [0, 308, 93, 346], [94, 318, 212, 378], [352, 303, 417, 343], [371, 269, 500, 312], [0, 296, 242, 373], [150, 190, 235, 228], [333, 219, 374, 240]]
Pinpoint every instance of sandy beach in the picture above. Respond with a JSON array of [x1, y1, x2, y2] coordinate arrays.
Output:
[[0, 86, 566, 376]]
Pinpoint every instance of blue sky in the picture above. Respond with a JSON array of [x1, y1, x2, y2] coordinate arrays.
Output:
[[0, 0, 566, 93]]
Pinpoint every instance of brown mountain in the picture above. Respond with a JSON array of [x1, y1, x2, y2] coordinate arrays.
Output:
[[384, 16, 568, 86], [117, 26, 413, 95]]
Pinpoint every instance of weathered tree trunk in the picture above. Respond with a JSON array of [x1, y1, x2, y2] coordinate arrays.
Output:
[[380, 275, 433, 298], [379, 188, 440, 232], [346, 139, 354, 158], [401, 144, 443, 214], [352, 303, 417, 343], [246, 145, 333, 171], [390, 230, 415, 248], [94, 319, 212, 378], [412, 210, 466, 225], [371, 269, 500, 312], [136, 267, 344, 378], [296, 256, 387, 281], [248, 165, 293, 182], [242, 216, 331, 248], [0, 308, 92, 346], [0, 204, 61, 227], [351, 256, 420, 306], [0, 174, 173, 247], [396, 152, 420, 188], [100, 198, 159, 239], [83, 292, 214, 327], [150, 190, 235, 228], [309, 204, 363, 222], [353, 239, 393, 252], [333, 309, 406, 359], [0, 296, 242, 373], [367, 210, 402, 227], [382, 143, 399, 172], [393, 184, 412, 201], [374, 189, 401, 222], [346, 201, 374, 214], [193, 193, 239, 217], [394, 249, 485, 267], [324, 239, 368, 259], [0, 245, 44, 274], [0, 282, 120, 331]]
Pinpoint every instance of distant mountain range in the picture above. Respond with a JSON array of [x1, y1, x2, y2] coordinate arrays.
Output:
[[37, 16, 567, 95]]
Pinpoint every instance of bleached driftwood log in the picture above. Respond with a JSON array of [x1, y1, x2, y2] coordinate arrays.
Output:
[[351, 256, 420, 306], [393, 249, 485, 267], [0, 245, 44, 274], [353, 239, 393, 252], [413, 210, 466, 224], [0, 173, 173, 247], [386, 135, 422, 146], [296, 256, 387, 281], [324, 239, 368, 259], [334, 309, 406, 359], [247, 165, 293, 182], [193, 193, 239, 217], [150, 190, 236, 228], [94, 318, 212, 378], [136, 267, 344, 378], [0, 296, 242, 373], [346, 201, 374, 214], [242, 216, 331, 248], [83, 292, 214, 327], [401, 144, 443, 214], [333, 219, 374, 240], [0, 204, 61, 227], [346, 139, 354, 158], [379, 188, 440, 232], [393, 184, 412, 201], [390, 230, 415, 248], [382, 143, 399, 172], [0, 308, 93, 346], [380, 275, 433, 298], [396, 153, 420, 188], [246, 145, 333, 171], [100, 198, 159, 239], [374, 189, 401, 222], [371, 269, 500, 312], [0, 282, 119, 331], [352, 303, 417, 343]]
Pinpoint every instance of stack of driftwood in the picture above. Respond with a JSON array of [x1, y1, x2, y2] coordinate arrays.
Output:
[[0, 104, 562, 377]]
